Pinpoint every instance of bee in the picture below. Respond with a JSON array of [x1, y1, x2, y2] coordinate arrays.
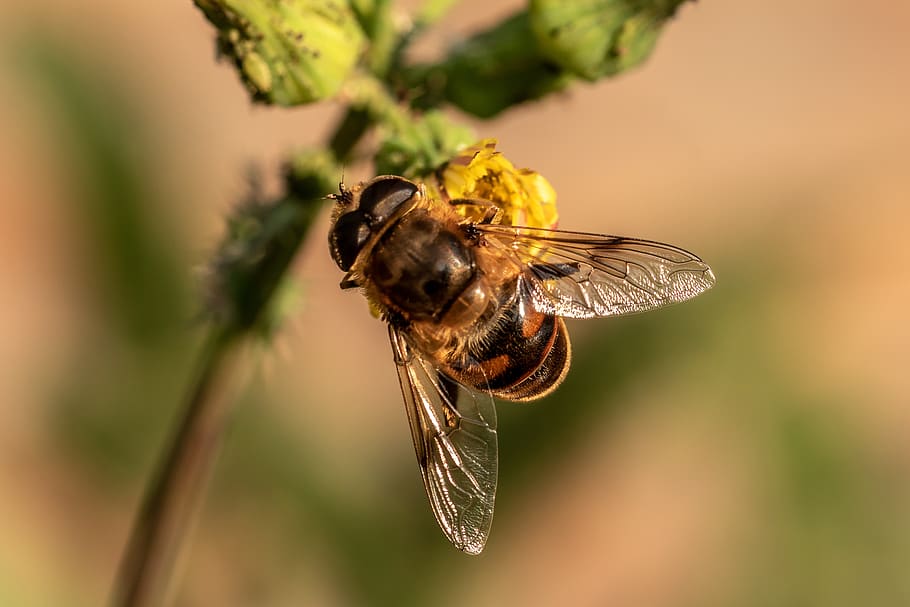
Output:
[[328, 175, 715, 554]]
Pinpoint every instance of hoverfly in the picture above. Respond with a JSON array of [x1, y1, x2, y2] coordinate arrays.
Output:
[[328, 175, 715, 554]]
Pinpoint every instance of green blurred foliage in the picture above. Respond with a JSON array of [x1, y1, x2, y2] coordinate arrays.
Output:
[[16, 42, 188, 346], [13, 39, 196, 485]]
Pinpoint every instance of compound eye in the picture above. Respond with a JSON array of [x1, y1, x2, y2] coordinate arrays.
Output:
[[329, 210, 370, 271], [358, 176, 419, 225]]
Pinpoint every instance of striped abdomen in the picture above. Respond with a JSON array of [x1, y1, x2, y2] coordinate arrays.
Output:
[[440, 287, 572, 402]]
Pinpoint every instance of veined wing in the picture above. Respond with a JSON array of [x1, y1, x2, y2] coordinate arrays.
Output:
[[479, 224, 716, 319], [388, 325, 498, 554]]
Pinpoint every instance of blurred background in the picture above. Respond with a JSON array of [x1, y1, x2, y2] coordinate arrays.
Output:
[[1, 0, 909, 605]]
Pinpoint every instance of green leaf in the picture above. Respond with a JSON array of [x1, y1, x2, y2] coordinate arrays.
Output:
[[404, 12, 571, 118]]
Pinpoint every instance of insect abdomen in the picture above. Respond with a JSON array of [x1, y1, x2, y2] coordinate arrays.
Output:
[[490, 316, 570, 402], [441, 291, 572, 402]]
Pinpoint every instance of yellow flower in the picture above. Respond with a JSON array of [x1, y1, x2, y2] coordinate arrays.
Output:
[[436, 139, 559, 229]]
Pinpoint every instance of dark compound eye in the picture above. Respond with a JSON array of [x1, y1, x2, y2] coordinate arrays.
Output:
[[329, 210, 370, 271], [358, 176, 419, 225]]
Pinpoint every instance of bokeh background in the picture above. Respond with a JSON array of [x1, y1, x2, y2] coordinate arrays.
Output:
[[2, 1, 909, 606]]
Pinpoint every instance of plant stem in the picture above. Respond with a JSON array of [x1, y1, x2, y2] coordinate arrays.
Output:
[[329, 107, 372, 163], [111, 327, 244, 607], [110, 130, 333, 605]]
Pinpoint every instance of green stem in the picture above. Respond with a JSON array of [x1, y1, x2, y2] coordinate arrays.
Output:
[[111, 165, 333, 605], [364, 0, 396, 77], [329, 108, 372, 163], [341, 72, 412, 132], [111, 327, 243, 607]]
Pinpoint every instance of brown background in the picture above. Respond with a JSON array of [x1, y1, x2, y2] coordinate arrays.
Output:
[[1, 1, 908, 605]]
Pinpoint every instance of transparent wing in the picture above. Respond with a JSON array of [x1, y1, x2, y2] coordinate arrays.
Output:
[[388, 325, 498, 555], [478, 224, 716, 319]]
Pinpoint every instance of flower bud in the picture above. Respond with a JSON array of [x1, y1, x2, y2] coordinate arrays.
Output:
[[530, 0, 689, 80], [374, 111, 475, 178], [194, 0, 366, 105]]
